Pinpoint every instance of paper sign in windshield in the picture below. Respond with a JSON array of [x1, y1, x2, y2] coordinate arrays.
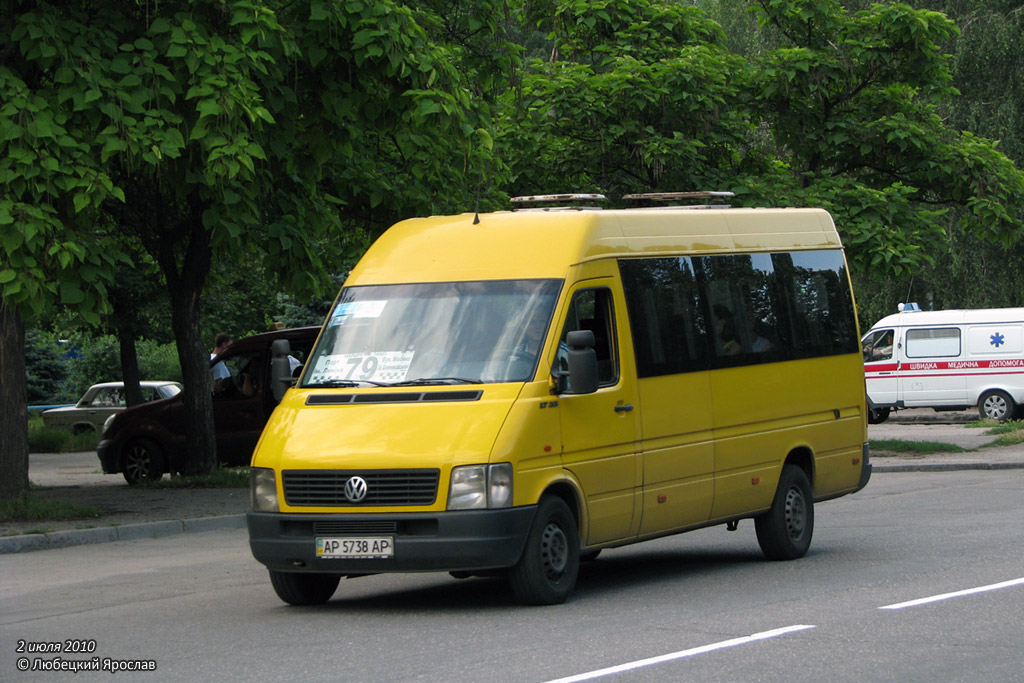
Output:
[[309, 351, 414, 384], [330, 300, 387, 327]]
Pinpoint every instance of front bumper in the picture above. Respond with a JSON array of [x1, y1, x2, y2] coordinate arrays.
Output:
[[96, 439, 120, 473], [247, 506, 537, 574]]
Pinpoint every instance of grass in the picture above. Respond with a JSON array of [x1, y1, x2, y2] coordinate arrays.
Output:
[[870, 439, 970, 455], [875, 419, 1024, 453], [0, 494, 102, 525], [964, 419, 1024, 446], [27, 418, 101, 453], [139, 466, 250, 489]]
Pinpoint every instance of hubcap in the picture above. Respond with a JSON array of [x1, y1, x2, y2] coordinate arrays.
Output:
[[540, 522, 568, 580], [783, 486, 806, 540], [125, 447, 151, 480], [984, 395, 1008, 420]]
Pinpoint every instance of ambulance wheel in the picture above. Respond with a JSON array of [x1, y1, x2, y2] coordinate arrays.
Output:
[[509, 496, 579, 605], [755, 465, 814, 561], [979, 390, 1014, 422], [269, 570, 340, 605], [868, 406, 890, 424]]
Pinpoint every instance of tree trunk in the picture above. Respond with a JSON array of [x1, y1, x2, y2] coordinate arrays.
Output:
[[117, 325, 145, 407], [155, 199, 218, 476], [168, 277, 217, 475], [0, 300, 29, 501]]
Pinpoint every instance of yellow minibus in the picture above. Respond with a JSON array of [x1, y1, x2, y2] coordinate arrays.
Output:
[[247, 193, 871, 606]]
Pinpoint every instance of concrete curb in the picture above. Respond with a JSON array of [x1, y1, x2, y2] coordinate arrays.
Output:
[[873, 461, 1024, 473], [0, 514, 246, 554]]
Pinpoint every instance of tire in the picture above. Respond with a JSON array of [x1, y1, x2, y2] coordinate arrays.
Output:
[[979, 390, 1014, 422], [509, 496, 580, 605], [755, 465, 814, 561], [867, 406, 891, 424], [269, 570, 340, 606], [121, 438, 166, 485]]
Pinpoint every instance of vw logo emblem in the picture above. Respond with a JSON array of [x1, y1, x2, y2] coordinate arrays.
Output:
[[344, 476, 368, 503]]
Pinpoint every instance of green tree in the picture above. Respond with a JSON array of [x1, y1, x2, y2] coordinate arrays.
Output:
[[2, 0, 507, 485], [748, 0, 1024, 278], [502, 0, 763, 198], [1, 0, 125, 499]]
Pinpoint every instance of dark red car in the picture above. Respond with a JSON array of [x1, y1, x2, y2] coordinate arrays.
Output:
[[97, 327, 320, 484]]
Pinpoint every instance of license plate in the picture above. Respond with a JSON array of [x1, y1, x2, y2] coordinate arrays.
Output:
[[316, 536, 394, 559]]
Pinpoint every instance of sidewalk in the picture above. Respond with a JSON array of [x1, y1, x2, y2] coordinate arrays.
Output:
[[4, 414, 1023, 554]]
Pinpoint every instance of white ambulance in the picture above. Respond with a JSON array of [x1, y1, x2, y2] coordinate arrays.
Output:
[[863, 304, 1024, 423]]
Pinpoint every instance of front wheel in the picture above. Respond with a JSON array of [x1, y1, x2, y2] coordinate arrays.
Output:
[[979, 390, 1014, 422], [509, 496, 580, 605], [269, 571, 340, 606], [755, 465, 814, 560], [121, 439, 165, 485]]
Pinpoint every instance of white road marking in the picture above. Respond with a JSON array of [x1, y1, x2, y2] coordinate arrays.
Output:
[[543, 625, 816, 683], [880, 576, 1024, 610]]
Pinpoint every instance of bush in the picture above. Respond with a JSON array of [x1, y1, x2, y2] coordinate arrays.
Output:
[[28, 416, 101, 453], [28, 423, 70, 453], [25, 330, 72, 404], [64, 335, 182, 399]]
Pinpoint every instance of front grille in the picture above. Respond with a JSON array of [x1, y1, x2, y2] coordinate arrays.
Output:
[[282, 469, 440, 506]]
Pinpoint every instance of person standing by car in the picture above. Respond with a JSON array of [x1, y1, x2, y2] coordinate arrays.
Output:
[[211, 333, 234, 392]]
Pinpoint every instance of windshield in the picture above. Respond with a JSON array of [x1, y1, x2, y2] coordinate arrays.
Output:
[[303, 279, 562, 387]]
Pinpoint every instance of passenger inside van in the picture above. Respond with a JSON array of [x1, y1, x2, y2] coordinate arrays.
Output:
[[713, 305, 742, 356]]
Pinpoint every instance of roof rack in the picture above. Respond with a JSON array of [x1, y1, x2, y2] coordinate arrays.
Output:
[[623, 191, 735, 203], [618, 189, 733, 210], [510, 194, 607, 210]]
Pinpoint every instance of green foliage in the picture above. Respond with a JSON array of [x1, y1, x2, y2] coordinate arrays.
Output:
[[62, 336, 181, 399], [24, 330, 69, 404], [502, 0, 761, 197], [749, 1, 1024, 277], [27, 419, 101, 453]]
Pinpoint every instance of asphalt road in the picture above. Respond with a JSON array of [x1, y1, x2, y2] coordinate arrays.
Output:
[[3, 469, 1023, 682]]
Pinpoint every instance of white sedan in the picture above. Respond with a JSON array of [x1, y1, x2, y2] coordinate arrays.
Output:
[[41, 381, 183, 434]]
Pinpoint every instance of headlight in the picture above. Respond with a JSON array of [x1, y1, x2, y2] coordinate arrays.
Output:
[[447, 463, 513, 510], [251, 468, 279, 512]]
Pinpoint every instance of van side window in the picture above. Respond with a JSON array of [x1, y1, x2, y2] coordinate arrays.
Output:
[[558, 288, 618, 386], [617, 257, 709, 377], [620, 249, 858, 378], [906, 328, 960, 358]]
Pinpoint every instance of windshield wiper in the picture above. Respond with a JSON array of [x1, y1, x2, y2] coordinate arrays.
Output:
[[305, 379, 389, 388], [386, 377, 481, 386]]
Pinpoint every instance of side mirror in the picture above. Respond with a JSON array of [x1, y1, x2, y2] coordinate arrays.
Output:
[[270, 338, 293, 403], [558, 330, 598, 395]]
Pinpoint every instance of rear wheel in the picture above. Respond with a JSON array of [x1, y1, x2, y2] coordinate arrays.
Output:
[[755, 465, 814, 560], [269, 571, 340, 606], [867, 406, 891, 424], [979, 390, 1014, 422], [121, 438, 165, 485], [509, 496, 579, 605]]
